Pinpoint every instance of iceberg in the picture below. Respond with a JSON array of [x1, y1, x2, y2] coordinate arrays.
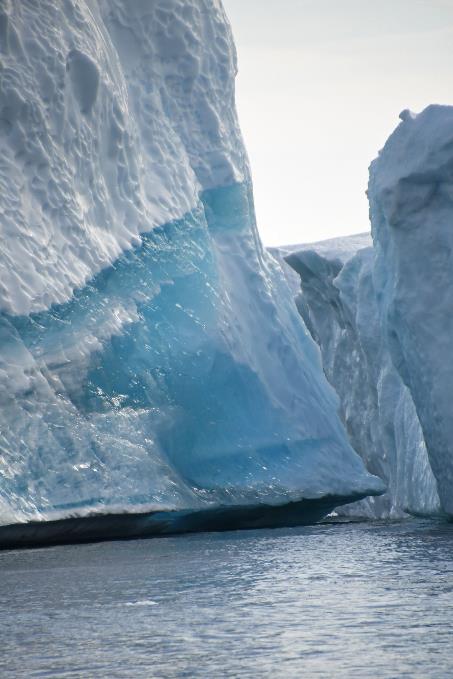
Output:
[[0, 0, 383, 546], [286, 106, 453, 519], [369, 105, 453, 517], [285, 236, 440, 518]]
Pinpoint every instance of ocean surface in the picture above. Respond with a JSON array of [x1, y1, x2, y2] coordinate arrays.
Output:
[[1, 518, 452, 678]]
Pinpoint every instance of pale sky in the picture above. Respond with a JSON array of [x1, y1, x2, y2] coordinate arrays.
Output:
[[223, 0, 453, 245]]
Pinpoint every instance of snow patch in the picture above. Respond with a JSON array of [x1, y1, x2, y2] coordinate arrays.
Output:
[[0, 0, 246, 316]]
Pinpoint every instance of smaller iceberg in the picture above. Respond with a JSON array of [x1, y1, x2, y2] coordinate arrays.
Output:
[[283, 106, 453, 521], [285, 236, 439, 518], [369, 105, 453, 517]]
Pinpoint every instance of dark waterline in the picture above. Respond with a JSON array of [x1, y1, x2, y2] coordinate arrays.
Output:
[[0, 495, 360, 550], [1, 519, 452, 678]]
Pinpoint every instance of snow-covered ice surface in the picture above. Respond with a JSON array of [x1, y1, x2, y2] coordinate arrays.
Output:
[[275, 233, 372, 264], [269, 234, 373, 305], [0, 0, 245, 316], [0, 0, 384, 535]]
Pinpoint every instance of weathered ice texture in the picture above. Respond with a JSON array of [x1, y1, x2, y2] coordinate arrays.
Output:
[[286, 106, 453, 519], [370, 105, 453, 516], [0, 0, 383, 538], [286, 236, 439, 518]]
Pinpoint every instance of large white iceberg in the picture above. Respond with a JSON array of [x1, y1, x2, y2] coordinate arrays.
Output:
[[0, 0, 383, 544]]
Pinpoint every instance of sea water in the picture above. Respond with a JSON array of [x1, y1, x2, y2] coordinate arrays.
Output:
[[1, 519, 452, 678]]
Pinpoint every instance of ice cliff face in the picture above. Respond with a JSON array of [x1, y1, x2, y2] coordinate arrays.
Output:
[[286, 238, 440, 518], [286, 105, 453, 519], [370, 105, 453, 516], [0, 0, 383, 534]]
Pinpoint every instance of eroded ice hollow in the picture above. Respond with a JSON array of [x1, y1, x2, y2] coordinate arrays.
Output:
[[0, 0, 383, 547]]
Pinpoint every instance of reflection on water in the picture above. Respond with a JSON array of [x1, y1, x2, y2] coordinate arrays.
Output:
[[1, 519, 452, 678]]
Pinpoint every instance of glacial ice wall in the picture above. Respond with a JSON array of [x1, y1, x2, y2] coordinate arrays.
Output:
[[285, 106, 453, 519], [286, 238, 440, 518], [369, 105, 453, 516], [0, 0, 383, 531]]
